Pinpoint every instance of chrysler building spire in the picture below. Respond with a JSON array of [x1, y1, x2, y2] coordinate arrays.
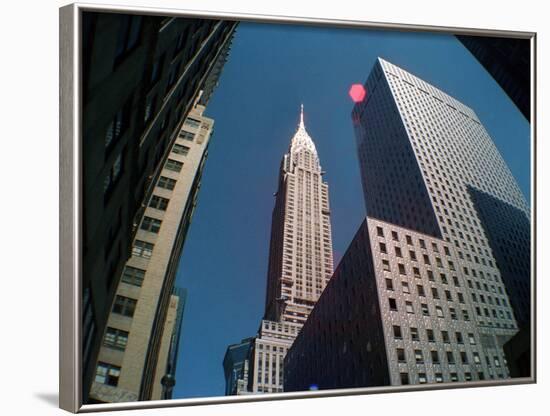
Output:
[[290, 104, 318, 158]]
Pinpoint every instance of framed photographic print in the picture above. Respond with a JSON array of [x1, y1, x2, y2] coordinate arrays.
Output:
[[59, 2, 535, 413]]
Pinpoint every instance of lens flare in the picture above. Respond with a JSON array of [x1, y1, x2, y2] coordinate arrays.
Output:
[[349, 84, 366, 103]]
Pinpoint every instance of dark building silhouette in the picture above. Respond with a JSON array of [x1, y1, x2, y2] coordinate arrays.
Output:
[[223, 338, 255, 395], [456, 35, 530, 120], [81, 12, 236, 402]]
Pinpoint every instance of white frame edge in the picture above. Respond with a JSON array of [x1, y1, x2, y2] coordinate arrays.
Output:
[[59, 2, 537, 413]]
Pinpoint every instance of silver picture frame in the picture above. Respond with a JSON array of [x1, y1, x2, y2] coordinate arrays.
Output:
[[60, 2, 537, 413]]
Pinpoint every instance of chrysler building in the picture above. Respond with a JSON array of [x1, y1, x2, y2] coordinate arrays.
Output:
[[224, 105, 335, 394]]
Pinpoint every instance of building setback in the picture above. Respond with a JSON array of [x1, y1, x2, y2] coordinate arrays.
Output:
[[226, 106, 335, 394], [89, 102, 215, 403], [285, 57, 530, 390], [81, 12, 236, 401]]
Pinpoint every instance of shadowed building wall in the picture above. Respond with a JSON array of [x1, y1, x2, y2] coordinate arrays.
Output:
[[81, 12, 236, 401]]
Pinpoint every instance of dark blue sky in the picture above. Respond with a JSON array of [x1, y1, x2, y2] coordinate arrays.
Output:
[[173, 22, 530, 399]]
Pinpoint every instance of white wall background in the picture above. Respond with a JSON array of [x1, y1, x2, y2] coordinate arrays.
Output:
[[0, 0, 546, 414]]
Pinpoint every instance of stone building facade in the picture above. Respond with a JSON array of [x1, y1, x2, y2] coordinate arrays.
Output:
[[89, 102, 214, 403], [285, 57, 530, 391]]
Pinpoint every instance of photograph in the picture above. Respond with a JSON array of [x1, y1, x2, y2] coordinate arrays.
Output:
[[72, 7, 532, 408]]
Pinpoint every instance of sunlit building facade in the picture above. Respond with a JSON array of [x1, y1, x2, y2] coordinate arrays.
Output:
[[285, 58, 530, 390], [226, 106, 335, 394], [89, 102, 214, 403]]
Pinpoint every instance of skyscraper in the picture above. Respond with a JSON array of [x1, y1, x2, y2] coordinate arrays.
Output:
[[79, 13, 237, 401], [89, 101, 215, 403], [354, 58, 530, 331], [264, 105, 334, 325], [227, 106, 335, 394], [285, 57, 530, 390]]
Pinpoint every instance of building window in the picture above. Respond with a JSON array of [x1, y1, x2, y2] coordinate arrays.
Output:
[[112, 295, 137, 317], [95, 362, 121, 386], [450, 308, 458, 320], [379, 242, 387, 253], [141, 216, 162, 233], [415, 349, 424, 363], [149, 195, 169, 211], [441, 330, 450, 343], [173, 143, 190, 155], [417, 285, 425, 297], [468, 333, 476, 345], [393, 325, 402, 339], [431, 350, 440, 364], [402, 282, 410, 294], [456, 332, 464, 344], [421, 303, 429, 316], [382, 259, 391, 272], [178, 130, 195, 141], [473, 352, 481, 364], [165, 158, 183, 172], [426, 329, 435, 342], [132, 240, 154, 258], [464, 372, 472, 381], [450, 372, 458, 382], [388, 298, 397, 311], [103, 327, 129, 351], [400, 372, 409, 385], [397, 348, 406, 362], [435, 306, 444, 318], [105, 99, 132, 150], [447, 351, 455, 364], [435, 373, 443, 383], [405, 301, 414, 314], [157, 176, 177, 190], [418, 373, 427, 384], [385, 278, 394, 291], [121, 265, 145, 286], [103, 151, 124, 196], [395, 247, 403, 257], [461, 352, 469, 364], [398, 263, 406, 275], [423, 254, 431, 265], [392, 231, 399, 241], [432, 287, 439, 299], [184, 118, 201, 128], [410, 327, 419, 341]]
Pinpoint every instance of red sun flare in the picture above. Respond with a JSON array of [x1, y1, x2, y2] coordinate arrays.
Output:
[[349, 84, 366, 103]]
